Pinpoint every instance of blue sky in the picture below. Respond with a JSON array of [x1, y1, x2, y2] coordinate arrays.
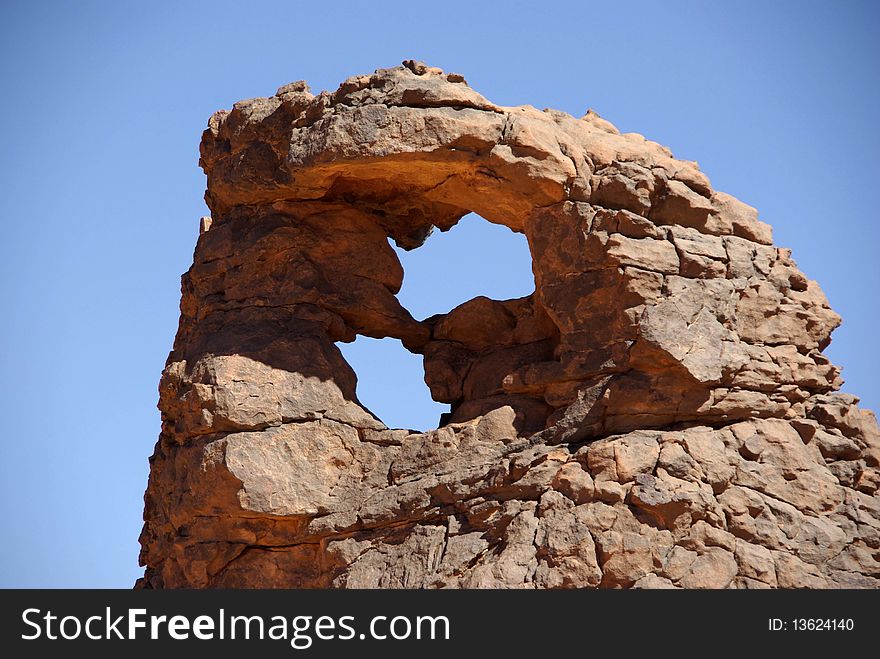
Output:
[[0, 0, 877, 587]]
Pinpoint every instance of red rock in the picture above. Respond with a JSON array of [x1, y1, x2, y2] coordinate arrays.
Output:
[[138, 62, 880, 590]]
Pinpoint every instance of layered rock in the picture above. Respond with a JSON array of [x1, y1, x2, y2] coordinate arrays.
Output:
[[139, 61, 880, 588]]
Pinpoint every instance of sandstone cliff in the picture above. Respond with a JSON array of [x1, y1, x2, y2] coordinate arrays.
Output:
[[139, 61, 880, 588]]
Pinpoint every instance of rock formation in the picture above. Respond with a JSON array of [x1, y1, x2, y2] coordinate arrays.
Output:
[[138, 61, 880, 588]]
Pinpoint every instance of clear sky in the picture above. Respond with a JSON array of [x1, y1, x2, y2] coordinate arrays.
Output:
[[0, 0, 877, 588]]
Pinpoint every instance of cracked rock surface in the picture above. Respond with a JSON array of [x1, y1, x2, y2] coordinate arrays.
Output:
[[138, 61, 880, 588]]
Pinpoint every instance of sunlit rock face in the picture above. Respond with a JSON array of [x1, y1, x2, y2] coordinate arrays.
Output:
[[138, 61, 880, 589]]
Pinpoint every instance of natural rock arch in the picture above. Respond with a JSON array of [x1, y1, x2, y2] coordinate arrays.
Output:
[[140, 61, 880, 589]]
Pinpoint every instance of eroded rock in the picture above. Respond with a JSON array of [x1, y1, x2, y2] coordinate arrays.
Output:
[[139, 62, 880, 589]]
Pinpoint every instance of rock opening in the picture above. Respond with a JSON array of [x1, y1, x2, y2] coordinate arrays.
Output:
[[391, 212, 534, 322], [339, 335, 447, 431], [338, 212, 534, 431]]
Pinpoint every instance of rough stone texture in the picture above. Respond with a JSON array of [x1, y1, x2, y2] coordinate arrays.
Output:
[[139, 62, 880, 589]]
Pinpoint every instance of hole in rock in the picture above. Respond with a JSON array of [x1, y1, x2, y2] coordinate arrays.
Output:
[[339, 336, 447, 432], [394, 213, 535, 321], [338, 213, 535, 431]]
